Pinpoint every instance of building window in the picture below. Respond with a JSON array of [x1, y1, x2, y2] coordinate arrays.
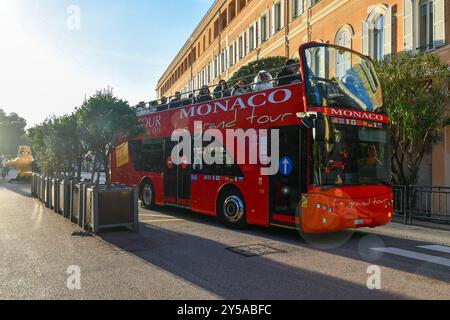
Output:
[[291, 0, 303, 20], [362, 5, 392, 60], [249, 25, 256, 51], [274, 2, 282, 33], [335, 28, 352, 78], [373, 15, 385, 60], [260, 13, 269, 43], [220, 50, 227, 74], [238, 0, 246, 13], [404, 0, 444, 54], [213, 57, 218, 78], [238, 35, 244, 60], [419, 0, 434, 51], [229, 43, 235, 66]]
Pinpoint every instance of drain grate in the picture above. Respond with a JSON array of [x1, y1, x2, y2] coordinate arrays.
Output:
[[226, 244, 286, 257]]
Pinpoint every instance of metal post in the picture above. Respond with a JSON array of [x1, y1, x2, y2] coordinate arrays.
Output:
[[132, 185, 139, 232], [408, 186, 413, 225], [69, 181, 74, 222], [93, 186, 99, 234], [54, 178, 60, 214], [45, 178, 51, 208], [79, 183, 85, 228], [403, 186, 408, 225]]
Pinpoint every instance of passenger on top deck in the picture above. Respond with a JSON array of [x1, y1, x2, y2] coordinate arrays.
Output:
[[197, 85, 212, 102], [213, 80, 231, 99], [253, 70, 274, 92], [136, 101, 147, 112], [182, 93, 195, 106], [231, 80, 251, 96], [169, 91, 182, 109], [159, 96, 169, 111], [276, 59, 301, 87]]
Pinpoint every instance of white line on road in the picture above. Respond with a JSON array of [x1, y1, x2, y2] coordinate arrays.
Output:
[[418, 245, 450, 254], [371, 247, 450, 267]]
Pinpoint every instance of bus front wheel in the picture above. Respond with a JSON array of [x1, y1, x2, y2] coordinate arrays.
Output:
[[218, 190, 248, 229], [141, 180, 155, 209]]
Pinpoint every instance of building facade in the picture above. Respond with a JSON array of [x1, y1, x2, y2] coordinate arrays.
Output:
[[156, 0, 449, 186]]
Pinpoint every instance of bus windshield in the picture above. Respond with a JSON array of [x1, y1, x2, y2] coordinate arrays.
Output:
[[313, 120, 391, 187], [304, 45, 383, 113]]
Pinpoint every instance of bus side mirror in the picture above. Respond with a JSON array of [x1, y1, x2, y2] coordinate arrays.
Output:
[[297, 112, 325, 142], [314, 114, 325, 142]]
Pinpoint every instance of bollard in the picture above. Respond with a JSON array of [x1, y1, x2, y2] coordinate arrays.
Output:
[[78, 183, 87, 228], [45, 177, 51, 208], [53, 178, 60, 214]]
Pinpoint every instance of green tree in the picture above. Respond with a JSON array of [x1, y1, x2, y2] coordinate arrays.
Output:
[[29, 114, 89, 178], [77, 88, 144, 187], [0, 109, 27, 156], [28, 119, 54, 175], [375, 53, 450, 185], [228, 56, 297, 85], [48, 114, 89, 179]]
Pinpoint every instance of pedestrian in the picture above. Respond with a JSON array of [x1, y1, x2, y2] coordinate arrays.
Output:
[[0, 155, 4, 179], [276, 59, 301, 87], [0, 155, 7, 179]]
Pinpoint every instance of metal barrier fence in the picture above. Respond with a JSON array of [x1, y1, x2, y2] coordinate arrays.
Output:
[[393, 185, 450, 225]]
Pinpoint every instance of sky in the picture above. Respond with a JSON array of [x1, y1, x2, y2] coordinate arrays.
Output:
[[0, 0, 214, 128]]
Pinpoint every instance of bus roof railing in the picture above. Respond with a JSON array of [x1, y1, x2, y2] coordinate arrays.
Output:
[[134, 63, 302, 115]]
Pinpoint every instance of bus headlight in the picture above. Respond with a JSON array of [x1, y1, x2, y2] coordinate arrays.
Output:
[[281, 186, 291, 196]]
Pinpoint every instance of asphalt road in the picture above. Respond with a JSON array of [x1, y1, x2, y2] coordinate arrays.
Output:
[[0, 178, 449, 300]]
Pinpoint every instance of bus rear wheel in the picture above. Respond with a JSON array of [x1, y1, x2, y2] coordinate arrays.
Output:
[[218, 190, 247, 229], [141, 180, 155, 209]]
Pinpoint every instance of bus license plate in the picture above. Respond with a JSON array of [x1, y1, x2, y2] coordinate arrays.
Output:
[[355, 219, 365, 225]]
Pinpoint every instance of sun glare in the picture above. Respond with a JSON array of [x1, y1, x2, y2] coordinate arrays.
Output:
[[0, 0, 14, 13], [0, 0, 17, 25]]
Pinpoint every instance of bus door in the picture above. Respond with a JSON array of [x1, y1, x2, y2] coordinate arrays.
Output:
[[164, 140, 191, 207], [269, 126, 306, 226]]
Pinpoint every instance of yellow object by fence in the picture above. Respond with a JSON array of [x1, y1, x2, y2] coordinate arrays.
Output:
[[6, 146, 34, 178]]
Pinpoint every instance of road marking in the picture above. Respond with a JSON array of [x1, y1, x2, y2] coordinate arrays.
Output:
[[418, 245, 450, 254], [371, 247, 450, 267], [141, 219, 184, 223], [140, 214, 173, 218]]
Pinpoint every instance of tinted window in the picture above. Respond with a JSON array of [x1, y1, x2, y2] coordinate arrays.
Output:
[[129, 139, 165, 172]]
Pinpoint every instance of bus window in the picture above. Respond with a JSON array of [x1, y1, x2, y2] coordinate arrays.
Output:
[[129, 139, 165, 172], [305, 45, 383, 112]]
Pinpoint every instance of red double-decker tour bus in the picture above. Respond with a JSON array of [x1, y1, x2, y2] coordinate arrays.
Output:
[[111, 43, 394, 233]]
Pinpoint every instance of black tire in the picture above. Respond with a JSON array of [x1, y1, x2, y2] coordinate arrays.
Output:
[[140, 180, 155, 209], [217, 189, 248, 229]]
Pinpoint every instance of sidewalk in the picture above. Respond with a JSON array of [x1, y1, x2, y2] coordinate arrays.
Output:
[[361, 222, 450, 246]]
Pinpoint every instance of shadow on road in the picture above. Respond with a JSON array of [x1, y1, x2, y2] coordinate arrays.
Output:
[[99, 207, 415, 299], [103, 205, 450, 288], [0, 179, 33, 198]]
